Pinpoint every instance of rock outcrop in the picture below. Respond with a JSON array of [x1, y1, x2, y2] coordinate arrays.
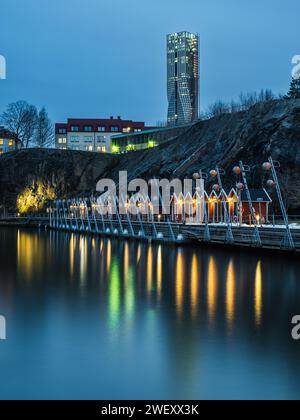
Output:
[[0, 99, 300, 212]]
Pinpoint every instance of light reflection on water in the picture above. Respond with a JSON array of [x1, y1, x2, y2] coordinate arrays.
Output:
[[226, 259, 235, 333], [0, 228, 300, 400], [255, 260, 263, 328], [207, 256, 218, 327]]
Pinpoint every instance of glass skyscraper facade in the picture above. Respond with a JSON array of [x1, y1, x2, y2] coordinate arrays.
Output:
[[167, 31, 199, 126]]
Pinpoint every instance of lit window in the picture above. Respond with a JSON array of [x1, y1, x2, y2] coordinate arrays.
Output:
[[8, 139, 14, 146], [86, 145, 93, 152], [97, 146, 106, 153], [122, 127, 131, 133], [58, 137, 67, 144], [0, 139, 3, 145]]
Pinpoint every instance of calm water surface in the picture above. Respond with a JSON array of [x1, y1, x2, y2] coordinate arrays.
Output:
[[0, 227, 300, 400]]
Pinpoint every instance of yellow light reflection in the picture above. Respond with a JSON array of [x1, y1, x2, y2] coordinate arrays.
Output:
[[17, 230, 41, 280], [176, 249, 184, 316], [191, 254, 199, 317], [157, 246, 162, 300], [255, 261, 263, 327], [124, 242, 129, 283], [207, 257, 218, 324], [137, 244, 141, 264], [226, 259, 236, 331], [147, 246, 153, 295], [69, 234, 75, 276]]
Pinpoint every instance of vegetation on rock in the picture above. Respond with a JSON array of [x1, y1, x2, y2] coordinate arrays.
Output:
[[17, 181, 56, 214]]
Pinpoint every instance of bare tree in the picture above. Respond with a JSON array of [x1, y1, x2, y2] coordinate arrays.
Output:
[[206, 100, 230, 118], [34, 107, 54, 148], [0, 101, 38, 148], [203, 89, 278, 119]]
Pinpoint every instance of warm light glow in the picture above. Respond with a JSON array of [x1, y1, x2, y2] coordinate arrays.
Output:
[[207, 257, 218, 324], [17, 230, 41, 280], [226, 260, 236, 331], [147, 246, 153, 294], [176, 249, 184, 316], [106, 240, 112, 273], [136, 244, 141, 264], [69, 234, 75, 277], [255, 261, 263, 327], [124, 242, 129, 283], [17, 181, 56, 214], [191, 254, 199, 317], [157, 246, 162, 300]]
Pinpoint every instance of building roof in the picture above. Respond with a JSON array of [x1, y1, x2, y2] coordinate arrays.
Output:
[[0, 126, 21, 143], [111, 123, 193, 140], [241, 189, 272, 203], [55, 118, 150, 134]]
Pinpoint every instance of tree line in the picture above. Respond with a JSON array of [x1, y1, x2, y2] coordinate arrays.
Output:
[[202, 77, 300, 119], [0, 100, 54, 148]]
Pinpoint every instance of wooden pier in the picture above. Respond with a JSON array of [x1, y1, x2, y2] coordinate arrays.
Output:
[[49, 214, 300, 253], [1, 214, 299, 253]]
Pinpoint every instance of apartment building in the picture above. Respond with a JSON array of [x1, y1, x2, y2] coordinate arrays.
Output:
[[55, 117, 148, 153]]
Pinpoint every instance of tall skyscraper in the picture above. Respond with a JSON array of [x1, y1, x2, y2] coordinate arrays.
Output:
[[167, 31, 199, 126]]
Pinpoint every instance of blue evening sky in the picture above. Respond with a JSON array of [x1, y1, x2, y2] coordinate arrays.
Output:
[[0, 0, 299, 125]]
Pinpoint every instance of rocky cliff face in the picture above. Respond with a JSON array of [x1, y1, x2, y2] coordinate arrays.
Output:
[[0, 149, 118, 210], [0, 99, 300, 212]]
